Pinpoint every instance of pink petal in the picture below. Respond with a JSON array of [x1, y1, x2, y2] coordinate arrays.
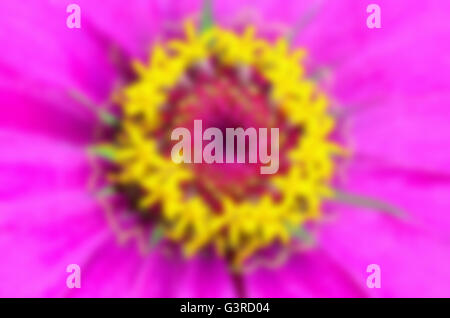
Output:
[[341, 157, 450, 241], [0, 130, 107, 296], [0, 130, 91, 201], [0, 1, 117, 103], [174, 253, 235, 297], [65, 239, 147, 298], [316, 2, 450, 173], [246, 249, 369, 297], [0, 88, 97, 144], [320, 205, 450, 297], [75, 0, 166, 60], [0, 189, 111, 297], [347, 95, 450, 175]]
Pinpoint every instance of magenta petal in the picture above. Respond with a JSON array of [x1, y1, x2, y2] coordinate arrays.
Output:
[[0, 88, 97, 144], [0, 130, 91, 201], [0, 130, 151, 297], [245, 267, 301, 297], [0, 189, 111, 297], [320, 205, 450, 297], [246, 249, 368, 297], [297, 1, 450, 71], [277, 250, 369, 298], [75, 0, 166, 60], [127, 251, 235, 297], [324, 3, 450, 172], [342, 160, 450, 241], [0, 1, 118, 103], [322, 153, 450, 297], [348, 95, 450, 174], [0, 131, 108, 297], [174, 254, 235, 297], [65, 239, 147, 298], [212, 0, 310, 27], [122, 249, 185, 297]]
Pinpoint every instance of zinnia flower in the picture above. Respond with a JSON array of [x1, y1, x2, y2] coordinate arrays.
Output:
[[1, 0, 449, 297]]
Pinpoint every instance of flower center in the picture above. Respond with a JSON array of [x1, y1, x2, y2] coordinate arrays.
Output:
[[92, 22, 341, 268], [157, 58, 300, 202]]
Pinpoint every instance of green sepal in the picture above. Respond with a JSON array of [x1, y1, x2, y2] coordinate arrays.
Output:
[[88, 145, 117, 162], [99, 109, 119, 126], [200, 0, 214, 32], [96, 186, 116, 198], [68, 89, 119, 126], [288, 225, 315, 246], [332, 190, 406, 219], [149, 225, 165, 249]]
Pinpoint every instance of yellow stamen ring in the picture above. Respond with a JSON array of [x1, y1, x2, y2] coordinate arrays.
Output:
[[101, 22, 341, 267]]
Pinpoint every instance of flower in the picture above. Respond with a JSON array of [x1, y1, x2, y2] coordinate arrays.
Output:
[[92, 21, 342, 270], [1, 0, 450, 297]]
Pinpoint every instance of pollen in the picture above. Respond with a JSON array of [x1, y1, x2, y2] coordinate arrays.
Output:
[[93, 21, 341, 269]]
